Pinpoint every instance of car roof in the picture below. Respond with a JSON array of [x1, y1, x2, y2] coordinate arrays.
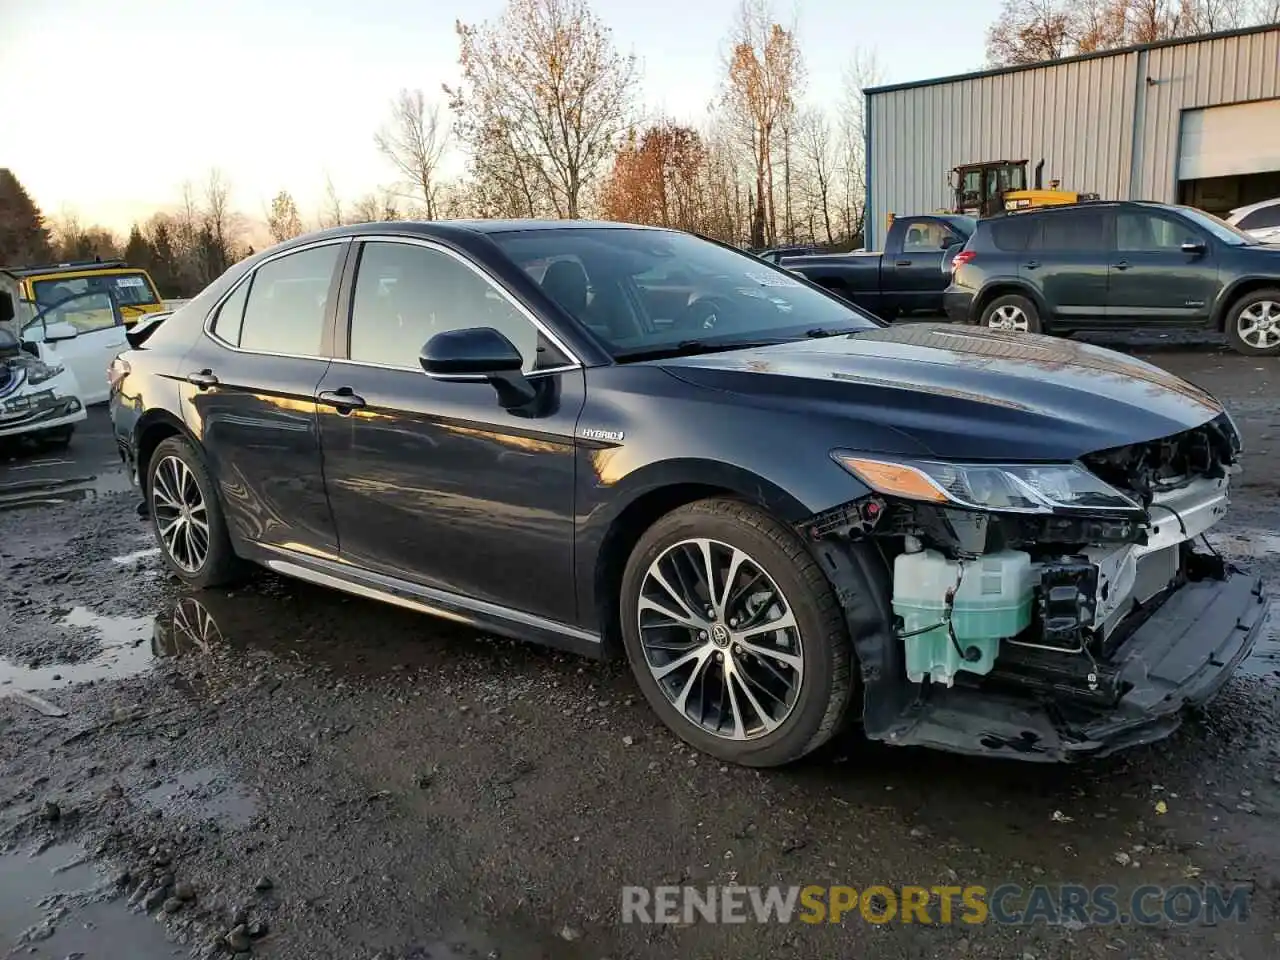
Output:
[[1228, 196, 1280, 219], [990, 199, 1179, 220], [259, 218, 677, 259], [2, 259, 131, 278]]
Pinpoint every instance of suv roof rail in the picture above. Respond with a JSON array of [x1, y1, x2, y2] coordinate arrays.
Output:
[[2, 258, 130, 276]]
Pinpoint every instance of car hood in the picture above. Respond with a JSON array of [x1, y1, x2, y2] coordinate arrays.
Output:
[[658, 323, 1226, 461]]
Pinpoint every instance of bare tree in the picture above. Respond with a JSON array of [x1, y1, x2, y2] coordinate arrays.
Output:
[[446, 0, 640, 219], [320, 173, 345, 228], [795, 109, 836, 244], [203, 169, 233, 259], [986, 0, 1075, 64], [836, 49, 882, 245], [266, 190, 304, 243], [988, 0, 1269, 64], [721, 0, 804, 247], [375, 90, 450, 219]]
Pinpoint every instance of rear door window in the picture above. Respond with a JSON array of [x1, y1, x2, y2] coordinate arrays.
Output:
[[238, 245, 342, 357], [1029, 210, 1107, 252]]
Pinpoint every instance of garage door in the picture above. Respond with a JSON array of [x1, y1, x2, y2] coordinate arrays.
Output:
[[1179, 99, 1280, 180]]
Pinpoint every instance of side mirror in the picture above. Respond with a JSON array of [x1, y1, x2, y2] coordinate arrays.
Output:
[[1181, 240, 1206, 256], [43, 321, 80, 342], [419, 327, 535, 408]]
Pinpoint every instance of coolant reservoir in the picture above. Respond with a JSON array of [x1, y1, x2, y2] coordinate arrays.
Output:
[[892, 548, 1034, 686]]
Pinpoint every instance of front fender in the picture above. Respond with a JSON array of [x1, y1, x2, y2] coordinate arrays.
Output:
[[1210, 275, 1280, 329]]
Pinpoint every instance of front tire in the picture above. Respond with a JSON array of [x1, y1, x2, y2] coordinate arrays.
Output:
[[1225, 288, 1280, 356], [39, 426, 73, 449], [980, 293, 1042, 333], [147, 436, 242, 588], [619, 498, 854, 767]]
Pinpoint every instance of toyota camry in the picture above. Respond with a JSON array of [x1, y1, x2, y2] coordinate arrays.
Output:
[[109, 220, 1266, 767]]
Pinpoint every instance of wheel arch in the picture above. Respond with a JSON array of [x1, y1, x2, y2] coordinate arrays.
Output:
[[134, 410, 197, 499], [588, 462, 813, 659], [974, 281, 1048, 326], [1212, 277, 1280, 331]]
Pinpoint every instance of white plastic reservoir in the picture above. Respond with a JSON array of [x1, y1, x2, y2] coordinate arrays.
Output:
[[892, 548, 1034, 686]]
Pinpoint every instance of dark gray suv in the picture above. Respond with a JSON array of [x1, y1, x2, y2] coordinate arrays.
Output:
[[943, 201, 1280, 356]]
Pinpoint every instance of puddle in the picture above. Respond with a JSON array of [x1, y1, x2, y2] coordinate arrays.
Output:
[[138, 767, 258, 827], [0, 842, 175, 958], [0, 607, 155, 694], [0, 470, 133, 512]]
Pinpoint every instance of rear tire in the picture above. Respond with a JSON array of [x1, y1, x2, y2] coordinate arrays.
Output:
[[1225, 288, 1280, 357], [147, 436, 243, 588], [619, 498, 854, 768], [980, 293, 1042, 334]]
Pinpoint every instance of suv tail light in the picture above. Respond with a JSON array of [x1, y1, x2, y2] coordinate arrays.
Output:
[[952, 250, 976, 271]]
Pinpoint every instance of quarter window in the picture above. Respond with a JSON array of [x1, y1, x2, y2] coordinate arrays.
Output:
[[348, 241, 550, 372], [210, 279, 250, 346], [238, 245, 341, 357]]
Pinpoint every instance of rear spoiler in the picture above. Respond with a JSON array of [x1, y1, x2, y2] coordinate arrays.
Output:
[[125, 310, 172, 349]]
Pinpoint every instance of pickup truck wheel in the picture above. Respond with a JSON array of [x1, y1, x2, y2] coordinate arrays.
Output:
[[619, 498, 854, 768], [1226, 288, 1280, 356], [980, 294, 1041, 334]]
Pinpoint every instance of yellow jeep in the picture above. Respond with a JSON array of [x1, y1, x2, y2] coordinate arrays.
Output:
[[1, 259, 166, 329]]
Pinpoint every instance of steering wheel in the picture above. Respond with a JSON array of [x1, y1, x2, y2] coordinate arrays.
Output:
[[674, 296, 733, 335]]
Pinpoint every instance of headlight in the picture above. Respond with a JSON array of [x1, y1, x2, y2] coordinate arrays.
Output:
[[832, 453, 1142, 515], [26, 360, 64, 384]]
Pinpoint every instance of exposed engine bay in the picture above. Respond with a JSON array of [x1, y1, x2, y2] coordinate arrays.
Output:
[[805, 412, 1267, 760]]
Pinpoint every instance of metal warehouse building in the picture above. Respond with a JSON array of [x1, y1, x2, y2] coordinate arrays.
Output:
[[863, 23, 1280, 249]]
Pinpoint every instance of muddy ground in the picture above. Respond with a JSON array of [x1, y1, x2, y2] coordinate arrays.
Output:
[[2, 335, 1279, 959]]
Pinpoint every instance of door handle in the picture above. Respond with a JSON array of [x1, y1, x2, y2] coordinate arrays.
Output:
[[1113, 260, 1130, 270], [895, 259, 912, 267], [1024, 260, 1040, 270], [186, 369, 218, 389], [318, 387, 366, 414]]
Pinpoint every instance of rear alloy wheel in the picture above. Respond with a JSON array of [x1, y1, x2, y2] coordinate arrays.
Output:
[[147, 436, 242, 588], [620, 499, 854, 767], [1226, 288, 1280, 356], [980, 293, 1042, 334]]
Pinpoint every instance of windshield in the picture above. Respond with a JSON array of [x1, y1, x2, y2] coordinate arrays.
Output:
[[1174, 206, 1258, 245], [490, 227, 880, 359], [33, 271, 160, 309]]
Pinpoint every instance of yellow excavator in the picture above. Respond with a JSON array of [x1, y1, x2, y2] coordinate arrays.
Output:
[[949, 159, 1099, 218]]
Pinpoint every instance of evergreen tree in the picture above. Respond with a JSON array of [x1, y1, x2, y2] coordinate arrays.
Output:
[[0, 168, 54, 265]]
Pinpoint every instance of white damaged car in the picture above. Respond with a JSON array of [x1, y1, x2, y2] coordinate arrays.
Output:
[[0, 297, 96, 448]]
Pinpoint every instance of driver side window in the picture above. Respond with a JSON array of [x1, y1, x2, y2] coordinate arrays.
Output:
[[348, 241, 551, 373]]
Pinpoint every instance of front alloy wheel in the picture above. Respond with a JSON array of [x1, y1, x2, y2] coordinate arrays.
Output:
[[638, 538, 803, 740], [620, 498, 855, 767], [1229, 293, 1280, 356]]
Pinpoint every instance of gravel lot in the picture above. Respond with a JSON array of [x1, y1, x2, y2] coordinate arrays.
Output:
[[2, 336, 1279, 959]]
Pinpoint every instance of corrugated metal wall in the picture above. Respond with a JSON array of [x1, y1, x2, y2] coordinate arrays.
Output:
[[865, 26, 1280, 249]]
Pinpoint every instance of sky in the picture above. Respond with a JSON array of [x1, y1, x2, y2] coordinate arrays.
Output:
[[0, 0, 1003, 235]]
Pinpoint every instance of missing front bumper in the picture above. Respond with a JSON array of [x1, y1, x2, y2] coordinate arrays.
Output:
[[870, 571, 1267, 761]]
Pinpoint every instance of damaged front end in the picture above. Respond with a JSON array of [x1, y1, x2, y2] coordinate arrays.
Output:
[[807, 411, 1267, 761]]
